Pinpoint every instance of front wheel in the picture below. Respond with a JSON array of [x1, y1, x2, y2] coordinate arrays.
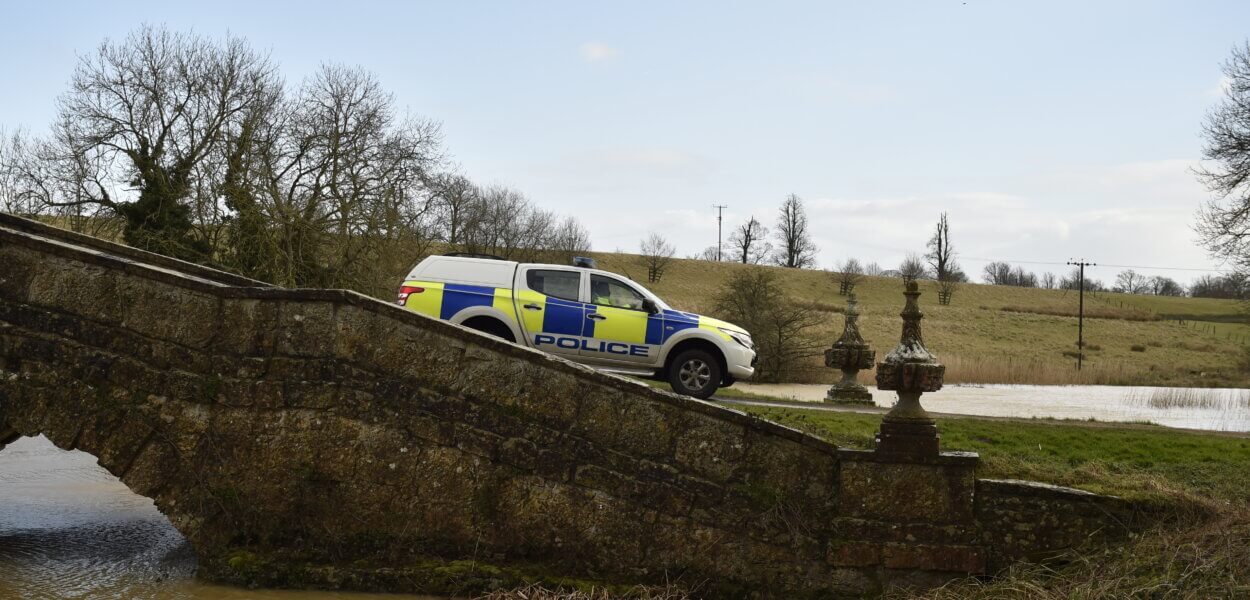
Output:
[[667, 349, 722, 399]]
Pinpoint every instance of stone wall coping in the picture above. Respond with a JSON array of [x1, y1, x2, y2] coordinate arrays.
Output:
[[837, 447, 981, 466], [0, 212, 273, 289], [978, 478, 1108, 499], [0, 214, 841, 458]]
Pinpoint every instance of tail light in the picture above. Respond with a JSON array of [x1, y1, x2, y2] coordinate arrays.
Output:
[[396, 286, 425, 305]]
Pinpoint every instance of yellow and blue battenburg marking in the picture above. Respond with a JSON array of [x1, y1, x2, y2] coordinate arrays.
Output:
[[399, 281, 739, 357], [399, 281, 518, 323]]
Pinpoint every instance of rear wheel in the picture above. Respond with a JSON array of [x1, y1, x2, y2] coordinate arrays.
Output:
[[667, 349, 722, 399], [461, 317, 516, 343]]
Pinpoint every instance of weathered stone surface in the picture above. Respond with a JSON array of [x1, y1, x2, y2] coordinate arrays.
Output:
[[839, 451, 977, 525], [0, 213, 1149, 598], [825, 294, 876, 405]]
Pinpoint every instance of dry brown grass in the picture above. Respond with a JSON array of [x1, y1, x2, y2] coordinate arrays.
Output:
[[936, 354, 1140, 385], [998, 304, 1160, 321], [894, 509, 1250, 600], [474, 584, 690, 600]]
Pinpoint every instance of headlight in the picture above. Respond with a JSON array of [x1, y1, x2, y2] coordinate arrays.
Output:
[[719, 327, 754, 350]]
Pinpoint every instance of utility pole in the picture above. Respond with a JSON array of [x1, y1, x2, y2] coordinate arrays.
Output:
[[1066, 259, 1096, 371], [712, 204, 728, 261]]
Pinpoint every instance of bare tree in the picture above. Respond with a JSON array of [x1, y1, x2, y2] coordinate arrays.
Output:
[[898, 253, 928, 282], [1061, 267, 1105, 293], [836, 258, 864, 295], [728, 216, 771, 264], [28, 26, 278, 260], [1012, 267, 1038, 287], [1041, 272, 1058, 289], [546, 216, 592, 264], [1198, 43, 1250, 278], [691, 245, 723, 261], [1191, 273, 1250, 299], [925, 212, 958, 281], [863, 261, 884, 276], [0, 25, 601, 299], [234, 63, 444, 291], [639, 232, 676, 283], [983, 262, 1012, 285], [431, 173, 480, 246], [713, 269, 824, 382], [1115, 270, 1145, 294], [983, 262, 1037, 287], [772, 193, 818, 268], [1147, 275, 1184, 296]]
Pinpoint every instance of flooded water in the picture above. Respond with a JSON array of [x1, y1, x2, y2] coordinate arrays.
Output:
[[734, 383, 1250, 432], [0, 435, 442, 600]]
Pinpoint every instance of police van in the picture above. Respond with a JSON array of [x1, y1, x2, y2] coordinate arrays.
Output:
[[396, 254, 756, 399]]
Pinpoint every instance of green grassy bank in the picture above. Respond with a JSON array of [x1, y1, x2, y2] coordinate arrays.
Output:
[[745, 405, 1250, 599]]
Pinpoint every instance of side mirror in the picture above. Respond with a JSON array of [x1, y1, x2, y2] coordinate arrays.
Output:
[[642, 298, 659, 314]]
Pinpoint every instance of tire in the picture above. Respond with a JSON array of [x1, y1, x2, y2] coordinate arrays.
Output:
[[462, 317, 516, 343], [667, 349, 722, 399]]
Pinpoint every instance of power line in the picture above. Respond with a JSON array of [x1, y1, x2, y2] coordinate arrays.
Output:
[[958, 255, 1232, 273]]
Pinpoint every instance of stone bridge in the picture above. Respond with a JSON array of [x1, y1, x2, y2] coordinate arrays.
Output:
[[0, 213, 1144, 598]]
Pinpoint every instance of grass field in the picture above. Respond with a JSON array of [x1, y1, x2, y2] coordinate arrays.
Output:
[[591, 252, 1250, 388]]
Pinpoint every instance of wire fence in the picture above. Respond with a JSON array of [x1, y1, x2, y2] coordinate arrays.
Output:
[[1091, 294, 1250, 345]]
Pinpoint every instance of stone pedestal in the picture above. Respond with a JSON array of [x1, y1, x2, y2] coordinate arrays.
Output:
[[825, 294, 876, 405], [833, 448, 985, 588], [875, 281, 944, 459]]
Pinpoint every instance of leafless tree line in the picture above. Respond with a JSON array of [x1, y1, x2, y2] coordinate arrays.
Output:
[[695, 193, 817, 268], [1190, 273, 1250, 299], [0, 25, 588, 295], [1112, 269, 1184, 296]]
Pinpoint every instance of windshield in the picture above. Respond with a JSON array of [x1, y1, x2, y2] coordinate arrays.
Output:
[[631, 280, 673, 312]]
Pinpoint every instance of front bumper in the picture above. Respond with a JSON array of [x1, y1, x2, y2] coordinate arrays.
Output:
[[725, 343, 757, 380]]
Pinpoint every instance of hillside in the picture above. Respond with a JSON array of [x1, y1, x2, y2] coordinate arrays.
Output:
[[591, 252, 1250, 388]]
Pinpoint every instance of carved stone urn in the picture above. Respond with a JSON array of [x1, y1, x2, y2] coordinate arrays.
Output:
[[824, 294, 875, 405], [874, 280, 945, 459]]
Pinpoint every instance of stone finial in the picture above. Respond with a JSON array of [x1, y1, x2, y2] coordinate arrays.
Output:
[[874, 280, 945, 459], [824, 294, 875, 405]]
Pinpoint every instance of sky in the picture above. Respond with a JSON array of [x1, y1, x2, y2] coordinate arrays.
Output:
[[1, 0, 1247, 284]]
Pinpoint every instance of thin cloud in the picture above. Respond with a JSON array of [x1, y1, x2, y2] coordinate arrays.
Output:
[[580, 42, 619, 63]]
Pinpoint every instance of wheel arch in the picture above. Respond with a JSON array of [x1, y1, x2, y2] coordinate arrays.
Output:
[[662, 336, 728, 381], [450, 307, 522, 343]]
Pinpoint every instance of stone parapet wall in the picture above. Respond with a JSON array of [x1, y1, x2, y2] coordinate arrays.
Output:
[[0, 213, 1145, 598]]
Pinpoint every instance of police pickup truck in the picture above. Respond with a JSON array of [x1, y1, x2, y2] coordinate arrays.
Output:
[[396, 254, 756, 399]]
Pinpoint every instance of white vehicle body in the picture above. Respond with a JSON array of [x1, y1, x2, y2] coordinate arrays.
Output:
[[396, 254, 756, 398]]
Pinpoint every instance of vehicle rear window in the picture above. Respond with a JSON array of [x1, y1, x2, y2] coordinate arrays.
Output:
[[527, 270, 581, 302]]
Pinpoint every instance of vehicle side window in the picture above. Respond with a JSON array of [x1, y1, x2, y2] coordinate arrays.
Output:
[[527, 270, 581, 302], [590, 275, 646, 311]]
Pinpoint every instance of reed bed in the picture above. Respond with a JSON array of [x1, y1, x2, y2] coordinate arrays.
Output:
[[1124, 387, 1250, 410]]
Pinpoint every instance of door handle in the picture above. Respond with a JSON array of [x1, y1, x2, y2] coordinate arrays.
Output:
[[523, 304, 542, 311], [586, 313, 606, 321]]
